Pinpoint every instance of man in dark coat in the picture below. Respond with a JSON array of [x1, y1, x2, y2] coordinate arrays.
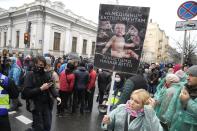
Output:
[[72, 62, 89, 114], [22, 56, 61, 131], [97, 69, 111, 104]]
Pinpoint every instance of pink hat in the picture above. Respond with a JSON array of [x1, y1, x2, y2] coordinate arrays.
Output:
[[173, 64, 182, 73]]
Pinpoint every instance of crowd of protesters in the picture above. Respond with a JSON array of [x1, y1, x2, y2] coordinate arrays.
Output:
[[0, 49, 98, 131], [0, 48, 196, 131], [102, 62, 197, 131]]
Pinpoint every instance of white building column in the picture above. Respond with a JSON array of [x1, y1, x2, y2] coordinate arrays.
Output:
[[43, 23, 51, 55], [87, 39, 92, 57], [30, 23, 36, 49], [7, 27, 11, 47], [64, 28, 71, 54], [77, 34, 83, 55], [7, 23, 12, 50]]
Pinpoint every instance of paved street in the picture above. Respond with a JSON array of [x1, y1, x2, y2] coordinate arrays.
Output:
[[9, 89, 104, 131]]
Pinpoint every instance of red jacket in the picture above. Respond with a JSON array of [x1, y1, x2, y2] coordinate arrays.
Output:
[[59, 71, 75, 92], [87, 69, 97, 90]]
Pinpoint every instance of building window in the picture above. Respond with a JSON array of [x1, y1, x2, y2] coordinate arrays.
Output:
[[53, 32, 61, 50], [71, 37, 77, 53], [91, 42, 95, 55], [16, 31, 20, 48], [82, 39, 87, 55], [4, 32, 7, 47]]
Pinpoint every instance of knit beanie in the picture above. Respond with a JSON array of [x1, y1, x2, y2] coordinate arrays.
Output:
[[166, 74, 180, 83], [187, 65, 197, 77], [175, 70, 185, 79]]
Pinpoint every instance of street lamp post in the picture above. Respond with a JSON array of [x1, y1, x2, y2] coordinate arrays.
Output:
[[26, 8, 30, 32], [8, 12, 13, 53], [116, 0, 119, 4], [181, 30, 187, 65], [24, 8, 30, 56]]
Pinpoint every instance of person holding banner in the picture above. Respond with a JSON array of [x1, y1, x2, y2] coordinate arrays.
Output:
[[102, 23, 139, 59], [102, 89, 163, 131]]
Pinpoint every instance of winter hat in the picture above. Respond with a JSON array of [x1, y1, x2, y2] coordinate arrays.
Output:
[[187, 65, 197, 77], [175, 70, 185, 79], [166, 74, 180, 83], [173, 64, 182, 73], [45, 57, 51, 66]]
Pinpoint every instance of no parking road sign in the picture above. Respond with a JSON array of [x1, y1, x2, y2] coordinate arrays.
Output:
[[177, 1, 197, 20]]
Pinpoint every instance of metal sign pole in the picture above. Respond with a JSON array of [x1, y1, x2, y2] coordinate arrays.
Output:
[[106, 71, 116, 113], [181, 30, 187, 65], [101, 71, 116, 130]]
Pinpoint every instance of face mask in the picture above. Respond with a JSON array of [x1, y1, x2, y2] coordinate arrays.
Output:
[[35, 66, 45, 74], [145, 69, 149, 73], [115, 77, 121, 82]]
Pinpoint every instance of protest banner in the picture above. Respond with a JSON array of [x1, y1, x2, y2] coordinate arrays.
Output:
[[94, 4, 150, 74]]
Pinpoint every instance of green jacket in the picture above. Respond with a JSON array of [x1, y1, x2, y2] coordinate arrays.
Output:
[[170, 96, 197, 131], [102, 104, 163, 131], [154, 82, 184, 126]]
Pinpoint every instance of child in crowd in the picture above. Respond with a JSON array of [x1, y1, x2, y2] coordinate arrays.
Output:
[[102, 89, 163, 131]]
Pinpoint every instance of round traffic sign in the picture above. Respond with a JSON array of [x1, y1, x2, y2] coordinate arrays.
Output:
[[177, 1, 197, 20]]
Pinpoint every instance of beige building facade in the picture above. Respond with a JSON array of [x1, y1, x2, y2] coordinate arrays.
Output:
[[142, 20, 170, 63]]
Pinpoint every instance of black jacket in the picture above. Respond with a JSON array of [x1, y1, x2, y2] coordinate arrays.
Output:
[[74, 66, 89, 90], [98, 71, 111, 91], [22, 71, 58, 111]]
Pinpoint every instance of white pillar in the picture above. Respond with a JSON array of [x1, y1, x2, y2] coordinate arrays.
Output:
[[78, 34, 83, 55], [43, 24, 51, 54], [7, 27, 11, 47], [30, 23, 36, 49], [87, 39, 92, 57], [64, 29, 71, 54], [7, 24, 12, 49]]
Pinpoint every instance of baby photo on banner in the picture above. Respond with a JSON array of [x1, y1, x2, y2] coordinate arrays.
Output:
[[94, 4, 150, 74]]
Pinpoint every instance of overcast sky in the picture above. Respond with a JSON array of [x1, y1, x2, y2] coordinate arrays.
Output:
[[0, 0, 196, 48]]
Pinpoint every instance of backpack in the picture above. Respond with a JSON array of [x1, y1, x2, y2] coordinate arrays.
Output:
[[20, 71, 33, 100], [18, 68, 26, 87]]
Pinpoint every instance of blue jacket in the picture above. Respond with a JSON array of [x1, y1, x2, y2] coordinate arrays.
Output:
[[8, 57, 21, 86], [74, 66, 89, 90]]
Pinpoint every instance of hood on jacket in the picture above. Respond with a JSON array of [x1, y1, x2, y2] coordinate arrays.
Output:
[[77, 66, 86, 71], [9, 57, 17, 67]]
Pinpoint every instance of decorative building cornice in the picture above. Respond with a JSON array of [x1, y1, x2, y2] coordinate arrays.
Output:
[[0, 25, 9, 32], [51, 24, 66, 32], [0, 0, 97, 32]]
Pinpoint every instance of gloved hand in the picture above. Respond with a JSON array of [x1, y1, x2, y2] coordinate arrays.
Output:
[[56, 97, 61, 105]]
